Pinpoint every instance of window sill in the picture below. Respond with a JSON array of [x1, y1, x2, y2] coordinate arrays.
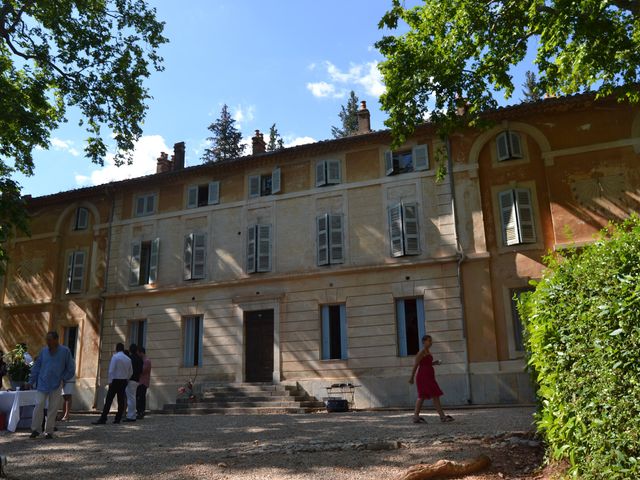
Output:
[[496, 242, 544, 255], [320, 359, 348, 363], [493, 157, 530, 168]]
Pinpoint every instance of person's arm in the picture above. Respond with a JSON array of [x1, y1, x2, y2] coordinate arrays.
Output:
[[28, 352, 42, 387], [62, 349, 76, 383], [408, 350, 426, 384], [126, 358, 133, 380], [108, 356, 117, 384]]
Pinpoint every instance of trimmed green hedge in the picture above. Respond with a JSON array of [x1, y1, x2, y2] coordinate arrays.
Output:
[[519, 216, 640, 479]]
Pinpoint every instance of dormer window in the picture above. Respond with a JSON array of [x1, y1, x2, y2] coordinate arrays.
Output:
[[496, 131, 523, 161], [74, 207, 89, 230], [384, 145, 428, 175], [316, 160, 341, 187], [187, 181, 220, 208], [134, 193, 157, 217], [249, 167, 281, 198]]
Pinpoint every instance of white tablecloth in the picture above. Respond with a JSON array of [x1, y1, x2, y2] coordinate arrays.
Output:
[[0, 391, 38, 432]]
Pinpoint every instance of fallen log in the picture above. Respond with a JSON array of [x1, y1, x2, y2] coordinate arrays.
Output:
[[397, 454, 491, 480]]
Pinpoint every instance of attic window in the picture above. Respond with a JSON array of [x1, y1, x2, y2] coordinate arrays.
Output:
[[496, 131, 523, 161]]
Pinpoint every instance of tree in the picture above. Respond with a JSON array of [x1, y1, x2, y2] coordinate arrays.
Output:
[[267, 123, 284, 151], [376, 0, 640, 145], [331, 90, 359, 138], [0, 0, 167, 273], [202, 105, 246, 163], [522, 71, 543, 103]]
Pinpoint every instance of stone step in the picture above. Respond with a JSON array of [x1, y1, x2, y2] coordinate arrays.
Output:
[[174, 400, 302, 408], [199, 395, 299, 402], [200, 383, 288, 392], [161, 406, 309, 415], [201, 390, 294, 398]]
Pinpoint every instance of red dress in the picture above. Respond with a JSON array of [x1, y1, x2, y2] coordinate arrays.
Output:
[[416, 353, 444, 399]]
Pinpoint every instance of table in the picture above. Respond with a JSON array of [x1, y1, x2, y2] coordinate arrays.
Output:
[[0, 391, 38, 432], [325, 383, 361, 409]]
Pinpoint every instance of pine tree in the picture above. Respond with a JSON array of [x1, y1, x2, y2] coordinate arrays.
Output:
[[522, 71, 543, 103], [267, 123, 285, 151], [331, 91, 359, 138], [202, 104, 246, 163]]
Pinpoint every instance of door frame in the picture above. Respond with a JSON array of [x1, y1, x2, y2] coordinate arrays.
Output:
[[233, 294, 283, 383]]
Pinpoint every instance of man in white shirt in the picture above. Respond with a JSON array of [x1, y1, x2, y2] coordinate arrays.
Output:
[[92, 343, 132, 425]]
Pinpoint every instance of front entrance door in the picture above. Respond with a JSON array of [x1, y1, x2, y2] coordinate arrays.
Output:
[[245, 309, 274, 382]]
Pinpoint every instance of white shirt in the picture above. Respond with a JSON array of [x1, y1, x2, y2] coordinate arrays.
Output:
[[108, 351, 133, 384]]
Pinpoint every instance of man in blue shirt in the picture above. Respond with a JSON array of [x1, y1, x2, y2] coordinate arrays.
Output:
[[28, 331, 75, 439]]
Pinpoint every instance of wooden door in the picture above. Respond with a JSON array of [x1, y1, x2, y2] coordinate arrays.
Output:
[[245, 309, 274, 382]]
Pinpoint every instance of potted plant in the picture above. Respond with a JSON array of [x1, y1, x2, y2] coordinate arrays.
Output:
[[5, 344, 31, 389]]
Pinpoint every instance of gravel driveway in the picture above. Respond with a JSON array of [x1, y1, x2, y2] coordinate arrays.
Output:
[[0, 407, 537, 479]]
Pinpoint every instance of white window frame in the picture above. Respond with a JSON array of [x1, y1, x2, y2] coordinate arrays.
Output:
[[498, 188, 536, 246], [246, 224, 272, 273], [396, 297, 426, 357], [321, 304, 348, 360], [496, 131, 523, 162], [186, 181, 220, 208], [248, 167, 281, 198], [65, 250, 86, 294], [183, 315, 203, 367], [129, 238, 160, 286], [316, 213, 344, 266], [134, 193, 157, 217], [388, 202, 421, 257], [315, 159, 342, 187], [384, 144, 429, 176], [184, 232, 207, 280]]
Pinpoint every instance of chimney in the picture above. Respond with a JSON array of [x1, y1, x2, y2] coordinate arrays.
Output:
[[356, 100, 371, 134], [173, 141, 185, 170], [156, 152, 172, 173], [252, 130, 266, 155]]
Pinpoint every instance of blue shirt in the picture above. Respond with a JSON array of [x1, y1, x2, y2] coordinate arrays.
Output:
[[29, 345, 75, 393]]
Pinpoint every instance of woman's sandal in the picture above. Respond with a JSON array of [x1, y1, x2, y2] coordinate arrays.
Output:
[[412, 416, 427, 424], [440, 415, 454, 423]]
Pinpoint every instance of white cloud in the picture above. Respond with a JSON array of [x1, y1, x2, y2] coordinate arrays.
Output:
[[284, 136, 316, 148], [51, 137, 80, 157], [232, 104, 255, 128], [306, 81, 345, 99], [308, 61, 386, 99], [75, 135, 170, 186]]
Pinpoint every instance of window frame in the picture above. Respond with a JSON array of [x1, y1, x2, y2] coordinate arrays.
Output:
[[183, 232, 207, 281], [320, 304, 348, 360], [246, 224, 272, 273], [183, 315, 203, 367], [248, 167, 281, 198], [65, 250, 86, 294], [134, 193, 157, 217], [128, 319, 147, 349], [129, 238, 160, 286], [388, 202, 421, 257], [396, 297, 426, 357], [63, 326, 79, 359], [496, 131, 523, 162], [316, 213, 344, 266], [498, 188, 536, 246], [186, 181, 220, 209], [74, 207, 89, 231], [384, 144, 429, 176], [315, 159, 342, 187]]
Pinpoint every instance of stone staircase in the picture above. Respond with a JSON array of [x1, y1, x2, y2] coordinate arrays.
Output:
[[161, 383, 325, 415]]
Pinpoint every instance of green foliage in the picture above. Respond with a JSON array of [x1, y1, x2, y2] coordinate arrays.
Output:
[[267, 123, 284, 151], [331, 90, 359, 138], [0, 0, 167, 273], [4, 344, 31, 382], [376, 0, 640, 147], [519, 216, 640, 479], [202, 104, 246, 163], [522, 71, 543, 103]]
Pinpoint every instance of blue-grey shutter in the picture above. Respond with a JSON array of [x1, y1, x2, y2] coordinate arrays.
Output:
[[271, 167, 281, 194], [70, 251, 85, 292], [402, 203, 420, 255], [65, 252, 74, 294], [413, 144, 429, 171], [317, 214, 329, 266], [416, 299, 426, 341], [192, 233, 207, 279], [388, 204, 404, 257], [184, 317, 194, 366], [129, 241, 141, 286], [499, 190, 520, 246], [187, 186, 198, 208], [329, 214, 344, 264], [384, 150, 394, 175], [145, 194, 155, 215], [249, 175, 261, 198], [183, 233, 194, 280], [339, 304, 348, 360], [148, 238, 160, 284], [208, 181, 220, 205], [246, 225, 257, 273], [257, 224, 272, 272], [321, 306, 330, 360], [496, 132, 510, 161], [396, 300, 408, 356], [315, 161, 326, 187], [197, 316, 204, 366], [135, 196, 146, 216], [515, 188, 536, 243], [509, 132, 523, 158], [327, 160, 341, 184]]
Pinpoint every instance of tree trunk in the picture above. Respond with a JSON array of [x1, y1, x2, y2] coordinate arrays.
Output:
[[397, 454, 491, 480]]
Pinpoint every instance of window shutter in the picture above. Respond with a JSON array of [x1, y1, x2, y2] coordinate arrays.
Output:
[[329, 214, 344, 264], [384, 150, 394, 176], [257, 224, 272, 272], [499, 190, 520, 246], [65, 252, 74, 294], [402, 203, 420, 255], [192, 233, 207, 279], [339, 304, 348, 360], [148, 238, 160, 284], [416, 299, 426, 341], [327, 160, 341, 184], [321, 306, 330, 360], [197, 316, 204, 366], [316, 214, 329, 266], [388, 204, 404, 257], [515, 188, 536, 243], [496, 132, 510, 161], [135, 196, 145, 216], [184, 317, 194, 366], [315, 161, 326, 187], [246, 225, 257, 273], [187, 186, 198, 208], [183, 233, 194, 280], [208, 181, 220, 205], [145, 194, 155, 215], [412, 145, 429, 171], [129, 241, 141, 286], [248, 175, 261, 198], [71, 251, 85, 293], [75, 207, 89, 230], [271, 167, 281, 194], [509, 132, 523, 158], [396, 300, 408, 356]]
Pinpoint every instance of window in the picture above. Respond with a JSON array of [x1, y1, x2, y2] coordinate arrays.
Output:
[[130, 239, 160, 286], [388, 202, 420, 257], [315, 160, 341, 187], [496, 131, 523, 161], [249, 167, 281, 197], [183, 315, 203, 367], [74, 207, 89, 230], [184, 233, 207, 280], [134, 193, 157, 217], [246, 224, 272, 273], [63, 326, 78, 359], [317, 214, 344, 266], [321, 304, 347, 360], [65, 251, 86, 294], [396, 298, 426, 357], [509, 288, 534, 352], [129, 320, 147, 349], [187, 181, 220, 208], [384, 144, 428, 175], [499, 189, 536, 246]]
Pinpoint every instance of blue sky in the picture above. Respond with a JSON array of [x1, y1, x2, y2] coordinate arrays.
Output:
[[16, 1, 535, 197]]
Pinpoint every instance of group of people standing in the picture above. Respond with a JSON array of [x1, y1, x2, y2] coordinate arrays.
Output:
[[92, 342, 151, 425]]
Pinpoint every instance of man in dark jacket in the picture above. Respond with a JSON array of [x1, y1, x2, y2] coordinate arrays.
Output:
[[124, 344, 143, 422]]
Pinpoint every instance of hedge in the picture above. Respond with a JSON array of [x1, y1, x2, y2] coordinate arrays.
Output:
[[519, 216, 640, 479]]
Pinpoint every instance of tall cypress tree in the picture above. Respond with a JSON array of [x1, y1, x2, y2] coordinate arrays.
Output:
[[267, 123, 285, 151], [202, 104, 246, 162], [522, 71, 543, 103], [331, 91, 359, 138]]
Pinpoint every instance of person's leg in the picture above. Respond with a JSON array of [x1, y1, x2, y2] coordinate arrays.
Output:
[[413, 397, 425, 419], [98, 383, 117, 422], [114, 380, 127, 423], [125, 380, 138, 420], [432, 396, 452, 421], [44, 388, 62, 435], [136, 384, 143, 416], [30, 390, 47, 435], [60, 395, 70, 420]]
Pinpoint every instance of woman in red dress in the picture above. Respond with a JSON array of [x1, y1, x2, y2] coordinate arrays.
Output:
[[408, 335, 453, 423]]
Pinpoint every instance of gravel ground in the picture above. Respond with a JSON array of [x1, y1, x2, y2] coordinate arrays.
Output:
[[0, 407, 539, 480]]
